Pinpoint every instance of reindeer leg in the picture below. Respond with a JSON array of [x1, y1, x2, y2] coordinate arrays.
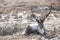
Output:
[[24, 25, 32, 36]]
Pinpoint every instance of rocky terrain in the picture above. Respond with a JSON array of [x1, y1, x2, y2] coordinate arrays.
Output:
[[0, 0, 60, 40]]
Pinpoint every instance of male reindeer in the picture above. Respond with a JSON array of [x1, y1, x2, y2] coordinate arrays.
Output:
[[24, 5, 52, 36]]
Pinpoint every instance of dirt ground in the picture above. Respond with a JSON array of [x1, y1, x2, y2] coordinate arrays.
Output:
[[0, 0, 60, 40]]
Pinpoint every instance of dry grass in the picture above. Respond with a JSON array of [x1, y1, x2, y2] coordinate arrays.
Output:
[[0, 0, 60, 40]]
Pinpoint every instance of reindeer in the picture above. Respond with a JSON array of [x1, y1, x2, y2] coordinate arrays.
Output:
[[24, 5, 52, 36]]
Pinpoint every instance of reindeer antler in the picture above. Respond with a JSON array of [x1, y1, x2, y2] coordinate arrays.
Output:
[[40, 5, 52, 23], [31, 7, 36, 19]]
